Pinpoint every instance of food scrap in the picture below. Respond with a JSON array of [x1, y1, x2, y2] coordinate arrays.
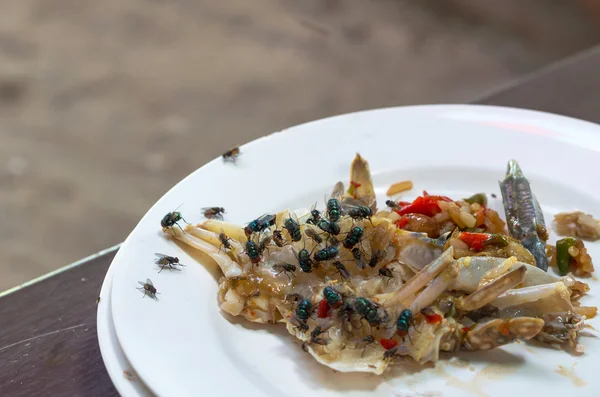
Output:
[[555, 211, 600, 241], [386, 180, 413, 196]]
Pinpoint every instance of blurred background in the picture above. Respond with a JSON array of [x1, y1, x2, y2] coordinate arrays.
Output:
[[1, 0, 600, 291]]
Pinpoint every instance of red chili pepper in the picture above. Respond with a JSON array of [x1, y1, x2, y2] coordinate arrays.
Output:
[[500, 323, 510, 336], [458, 232, 490, 251], [317, 299, 330, 318], [398, 201, 411, 206], [350, 181, 362, 189], [394, 217, 409, 229], [422, 312, 443, 325], [396, 196, 442, 217], [379, 338, 398, 350], [428, 195, 453, 202], [422, 190, 452, 202], [461, 327, 470, 333]]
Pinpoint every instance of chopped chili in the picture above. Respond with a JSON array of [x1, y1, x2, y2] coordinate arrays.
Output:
[[380, 338, 398, 350], [422, 312, 443, 325], [395, 196, 442, 217], [394, 217, 409, 229], [317, 299, 330, 318], [427, 195, 453, 202], [458, 232, 496, 251]]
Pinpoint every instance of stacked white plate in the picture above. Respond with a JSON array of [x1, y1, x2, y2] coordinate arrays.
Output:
[[97, 105, 600, 397]]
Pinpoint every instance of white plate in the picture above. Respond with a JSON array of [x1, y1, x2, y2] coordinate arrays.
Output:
[[107, 105, 600, 396], [97, 250, 154, 397]]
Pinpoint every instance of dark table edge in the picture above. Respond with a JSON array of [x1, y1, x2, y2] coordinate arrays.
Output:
[[0, 243, 121, 298]]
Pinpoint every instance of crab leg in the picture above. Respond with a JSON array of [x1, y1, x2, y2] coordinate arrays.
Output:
[[491, 281, 572, 311], [186, 224, 244, 256], [478, 256, 517, 288], [457, 265, 526, 311], [379, 247, 454, 307], [463, 317, 544, 351], [199, 219, 247, 243], [409, 261, 459, 314], [165, 225, 243, 277]]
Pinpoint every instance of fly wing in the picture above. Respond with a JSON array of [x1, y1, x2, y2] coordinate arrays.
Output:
[[331, 182, 345, 199], [257, 213, 276, 226]]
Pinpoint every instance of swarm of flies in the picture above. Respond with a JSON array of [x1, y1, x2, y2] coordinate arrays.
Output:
[[293, 247, 315, 273], [349, 335, 377, 357], [137, 278, 159, 299], [332, 261, 351, 280], [339, 301, 361, 331], [222, 146, 241, 163], [160, 208, 188, 233], [154, 253, 185, 272], [383, 347, 399, 360], [385, 199, 400, 210], [272, 263, 296, 281], [301, 325, 330, 352], [272, 229, 286, 247], [306, 203, 322, 225], [202, 207, 225, 220], [218, 231, 233, 252], [378, 266, 394, 281], [290, 298, 312, 331], [283, 215, 302, 242], [244, 214, 276, 237], [350, 247, 367, 270], [304, 227, 323, 245]]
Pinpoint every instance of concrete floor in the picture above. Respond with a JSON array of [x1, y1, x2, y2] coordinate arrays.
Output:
[[1, 0, 600, 291]]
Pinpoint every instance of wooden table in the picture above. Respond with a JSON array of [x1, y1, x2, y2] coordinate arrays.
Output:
[[2, 45, 600, 396]]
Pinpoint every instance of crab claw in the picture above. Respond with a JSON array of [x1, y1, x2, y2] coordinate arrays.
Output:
[[409, 260, 459, 314], [457, 265, 527, 312], [463, 317, 544, 351], [165, 224, 245, 278], [378, 247, 454, 308]]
